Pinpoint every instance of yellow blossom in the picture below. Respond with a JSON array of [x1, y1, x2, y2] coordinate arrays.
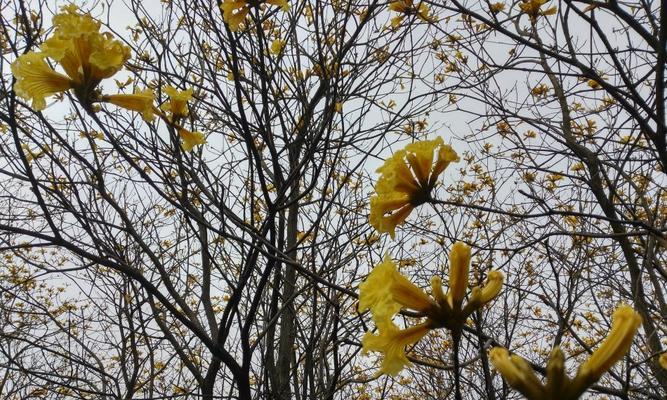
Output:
[[358, 240, 504, 377], [266, 0, 290, 11], [447, 242, 470, 308], [391, 15, 405, 28], [489, 2, 506, 13], [490, 306, 642, 400], [162, 85, 193, 119], [358, 254, 436, 324], [21, 143, 50, 163], [519, 0, 557, 19], [104, 88, 155, 122], [11, 52, 72, 110], [270, 39, 285, 55], [369, 137, 459, 238], [578, 305, 642, 382], [571, 162, 585, 172], [497, 121, 512, 135], [179, 128, 206, 151], [489, 347, 544, 399], [220, 1, 251, 31], [221, 0, 289, 32], [470, 270, 504, 306], [41, 7, 130, 84], [587, 79, 601, 89], [11, 6, 130, 110], [388, 0, 432, 27], [362, 319, 430, 376], [531, 83, 550, 97], [660, 352, 667, 370]]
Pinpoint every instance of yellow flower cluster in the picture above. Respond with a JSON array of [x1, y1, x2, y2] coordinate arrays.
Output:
[[490, 305, 642, 399], [388, 0, 433, 28], [358, 243, 504, 376], [369, 137, 459, 238], [220, 0, 289, 32], [101, 85, 204, 151], [10, 6, 206, 152], [11, 5, 131, 110]]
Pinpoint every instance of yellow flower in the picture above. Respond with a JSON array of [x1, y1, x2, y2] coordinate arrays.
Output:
[[369, 137, 458, 238], [531, 83, 550, 97], [41, 6, 130, 84], [21, 143, 50, 163], [11, 52, 72, 110], [447, 242, 470, 308], [220, 1, 251, 32], [578, 305, 641, 382], [388, 0, 431, 27], [489, 2, 506, 13], [489, 348, 544, 399], [358, 241, 504, 377], [388, 1, 408, 12], [221, 0, 289, 31], [11, 5, 130, 110], [104, 89, 155, 122], [270, 39, 285, 55], [659, 352, 667, 370], [518, 0, 557, 19], [358, 254, 436, 324], [162, 86, 193, 119], [266, 0, 290, 11], [179, 128, 206, 151], [490, 306, 642, 400], [587, 79, 601, 89], [391, 15, 405, 28], [362, 320, 430, 376], [475, 270, 504, 304]]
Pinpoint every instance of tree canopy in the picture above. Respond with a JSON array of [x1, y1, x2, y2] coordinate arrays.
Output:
[[0, 0, 665, 399]]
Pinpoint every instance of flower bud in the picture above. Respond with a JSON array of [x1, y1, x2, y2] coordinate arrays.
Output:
[[447, 242, 470, 308], [578, 305, 641, 382], [489, 347, 544, 399], [478, 270, 504, 304], [545, 346, 565, 394]]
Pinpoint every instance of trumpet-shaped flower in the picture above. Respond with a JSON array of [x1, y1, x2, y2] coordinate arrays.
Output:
[[11, 52, 72, 110], [104, 89, 155, 122], [362, 318, 430, 376], [41, 7, 130, 84], [179, 128, 206, 151], [358, 254, 436, 324], [369, 137, 459, 238], [11, 5, 131, 110], [162, 86, 193, 119], [490, 305, 642, 400]]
